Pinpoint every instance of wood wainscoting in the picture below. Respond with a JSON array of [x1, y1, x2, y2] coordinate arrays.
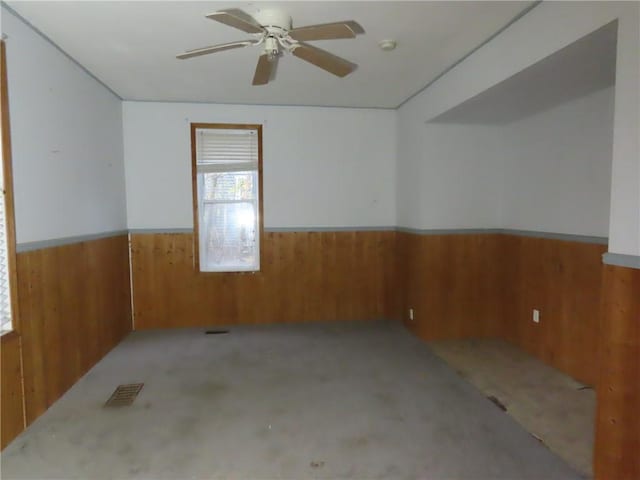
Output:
[[130, 231, 398, 329], [16, 235, 132, 425], [594, 264, 639, 480], [396, 232, 505, 340], [501, 235, 606, 386], [1, 332, 24, 449]]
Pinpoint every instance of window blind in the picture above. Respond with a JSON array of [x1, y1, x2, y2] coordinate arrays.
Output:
[[197, 129, 258, 172]]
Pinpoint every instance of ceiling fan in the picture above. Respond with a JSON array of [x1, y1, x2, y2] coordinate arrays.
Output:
[[177, 8, 364, 85]]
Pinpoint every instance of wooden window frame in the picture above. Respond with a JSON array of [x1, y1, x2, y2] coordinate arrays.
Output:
[[190, 123, 264, 274], [0, 39, 20, 335]]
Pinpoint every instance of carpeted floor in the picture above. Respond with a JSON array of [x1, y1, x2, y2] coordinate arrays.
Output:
[[1, 321, 584, 479]]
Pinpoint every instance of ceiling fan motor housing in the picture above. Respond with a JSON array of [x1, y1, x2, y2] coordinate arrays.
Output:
[[254, 8, 292, 31]]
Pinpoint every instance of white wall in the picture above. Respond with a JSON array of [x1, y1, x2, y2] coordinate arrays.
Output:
[[397, 86, 615, 237], [123, 102, 396, 229], [396, 110, 504, 229], [397, 1, 639, 256], [2, 7, 127, 244], [501, 87, 614, 237]]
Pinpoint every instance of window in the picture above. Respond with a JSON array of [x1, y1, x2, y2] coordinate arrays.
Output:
[[191, 124, 263, 272], [0, 40, 17, 334], [0, 135, 12, 332]]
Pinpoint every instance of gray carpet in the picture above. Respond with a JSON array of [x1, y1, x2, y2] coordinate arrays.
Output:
[[1, 321, 584, 479]]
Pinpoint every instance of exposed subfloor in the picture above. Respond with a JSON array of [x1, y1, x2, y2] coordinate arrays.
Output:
[[1, 321, 584, 480], [428, 339, 595, 477]]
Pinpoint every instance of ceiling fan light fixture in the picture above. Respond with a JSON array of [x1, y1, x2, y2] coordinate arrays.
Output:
[[264, 36, 280, 60]]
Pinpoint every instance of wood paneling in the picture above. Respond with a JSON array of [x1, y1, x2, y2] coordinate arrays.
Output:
[[594, 264, 639, 480], [501, 235, 606, 386], [1, 332, 24, 449], [396, 232, 505, 340], [382, 231, 402, 322], [131, 231, 397, 328], [17, 235, 132, 423]]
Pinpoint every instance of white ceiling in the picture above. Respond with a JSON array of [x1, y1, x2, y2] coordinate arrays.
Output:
[[5, 1, 535, 108]]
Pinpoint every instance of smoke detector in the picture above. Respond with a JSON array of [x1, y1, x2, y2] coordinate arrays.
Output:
[[378, 39, 397, 51]]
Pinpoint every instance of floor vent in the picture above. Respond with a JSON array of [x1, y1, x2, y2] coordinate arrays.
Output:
[[487, 395, 507, 412], [205, 330, 229, 335], [104, 383, 144, 407]]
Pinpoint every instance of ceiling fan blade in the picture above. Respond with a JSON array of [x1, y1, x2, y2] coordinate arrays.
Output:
[[252, 54, 277, 86], [292, 42, 357, 77], [289, 21, 364, 41], [206, 9, 264, 34], [177, 40, 257, 60]]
